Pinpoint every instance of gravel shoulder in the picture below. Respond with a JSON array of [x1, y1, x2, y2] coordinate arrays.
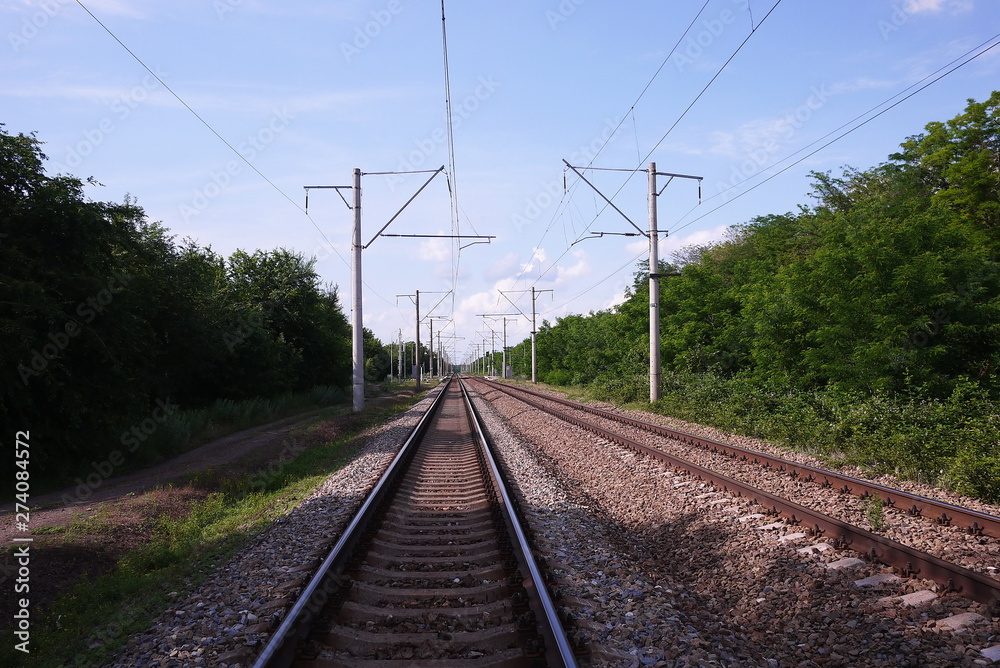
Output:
[[47, 378, 998, 667]]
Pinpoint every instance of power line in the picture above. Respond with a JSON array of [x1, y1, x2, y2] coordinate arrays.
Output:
[[567, 0, 785, 249], [440, 0, 461, 319], [669, 32, 1000, 235], [512, 0, 783, 302], [537, 29, 1000, 325], [584, 0, 713, 169], [504, 0, 717, 299], [69, 0, 406, 307], [544, 248, 647, 318]]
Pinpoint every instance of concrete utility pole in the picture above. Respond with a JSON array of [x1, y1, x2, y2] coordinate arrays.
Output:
[[428, 314, 435, 378], [478, 314, 518, 379], [487, 325, 497, 376], [502, 317, 514, 379], [415, 290, 421, 388], [529, 287, 553, 383], [397, 294, 416, 383], [351, 168, 363, 411], [562, 159, 701, 403], [427, 317, 450, 377], [306, 166, 466, 412], [399, 291, 450, 388], [499, 289, 552, 383], [648, 163, 660, 403]]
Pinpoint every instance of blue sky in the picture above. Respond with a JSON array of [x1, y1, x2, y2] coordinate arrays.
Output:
[[4, 0, 999, 366]]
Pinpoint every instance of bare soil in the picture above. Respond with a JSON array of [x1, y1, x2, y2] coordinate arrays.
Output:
[[0, 389, 418, 628]]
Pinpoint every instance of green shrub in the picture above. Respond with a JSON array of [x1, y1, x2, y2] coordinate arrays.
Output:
[[545, 369, 573, 386], [633, 371, 1000, 503]]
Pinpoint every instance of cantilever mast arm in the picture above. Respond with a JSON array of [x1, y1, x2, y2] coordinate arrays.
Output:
[[364, 166, 445, 248], [562, 159, 645, 236]]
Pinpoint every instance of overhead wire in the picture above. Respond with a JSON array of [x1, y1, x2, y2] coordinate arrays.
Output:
[[72, 1, 403, 308], [668, 32, 1000, 235], [544, 247, 648, 318], [567, 0, 784, 250], [544, 18, 997, 323], [516, 0, 783, 303], [502, 0, 717, 309], [583, 0, 713, 169], [440, 0, 461, 319]]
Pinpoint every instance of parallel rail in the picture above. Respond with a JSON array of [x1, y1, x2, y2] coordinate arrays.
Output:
[[252, 377, 576, 668], [472, 378, 1000, 606], [481, 379, 1000, 540]]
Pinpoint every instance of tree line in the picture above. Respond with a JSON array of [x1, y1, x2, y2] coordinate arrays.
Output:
[[508, 92, 1000, 501], [1, 127, 392, 484]]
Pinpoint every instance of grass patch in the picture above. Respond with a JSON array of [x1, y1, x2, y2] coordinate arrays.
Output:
[[864, 495, 886, 532], [0, 389, 424, 668], [35, 385, 348, 496]]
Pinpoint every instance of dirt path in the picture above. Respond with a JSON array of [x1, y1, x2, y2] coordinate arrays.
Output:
[[0, 406, 332, 544]]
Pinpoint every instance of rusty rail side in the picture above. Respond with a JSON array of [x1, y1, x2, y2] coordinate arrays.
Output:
[[484, 380, 1000, 540], [478, 379, 1000, 606]]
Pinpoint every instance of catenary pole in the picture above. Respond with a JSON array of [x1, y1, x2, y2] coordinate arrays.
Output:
[[499, 288, 551, 383], [528, 288, 553, 382], [307, 166, 457, 411], [562, 159, 700, 402], [648, 162, 660, 403], [351, 168, 364, 412], [502, 317, 509, 378], [415, 290, 421, 389]]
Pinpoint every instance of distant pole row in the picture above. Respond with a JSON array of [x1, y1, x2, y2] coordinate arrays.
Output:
[[306, 166, 492, 412], [309, 159, 698, 409]]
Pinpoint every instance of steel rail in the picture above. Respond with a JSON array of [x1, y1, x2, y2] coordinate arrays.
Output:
[[459, 378, 578, 667], [484, 380, 1000, 540], [251, 379, 452, 668], [476, 379, 1000, 606]]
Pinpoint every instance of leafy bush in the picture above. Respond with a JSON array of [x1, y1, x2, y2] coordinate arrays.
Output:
[[647, 371, 1000, 503], [545, 369, 573, 386]]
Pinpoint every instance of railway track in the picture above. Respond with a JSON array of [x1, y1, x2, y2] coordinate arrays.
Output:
[[480, 379, 1000, 540], [471, 377, 1000, 607], [252, 378, 577, 668]]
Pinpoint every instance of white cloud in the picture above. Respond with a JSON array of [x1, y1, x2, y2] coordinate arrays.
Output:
[[828, 77, 897, 95], [418, 236, 449, 262], [625, 224, 730, 261], [484, 251, 520, 282], [903, 0, 972, 13], [662, 224, 730, 259], [555, 249, 590, 284], [708, 118, 793, 159]]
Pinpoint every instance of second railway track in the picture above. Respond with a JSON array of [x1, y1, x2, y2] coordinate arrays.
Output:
[[480, 378, 1000, 541], [470, 377, 1000, 607]]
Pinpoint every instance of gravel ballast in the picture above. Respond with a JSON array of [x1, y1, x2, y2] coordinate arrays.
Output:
[[107, 388, 443, 668], [107, 379, 999, 666], [467, 380, 999, 667]]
